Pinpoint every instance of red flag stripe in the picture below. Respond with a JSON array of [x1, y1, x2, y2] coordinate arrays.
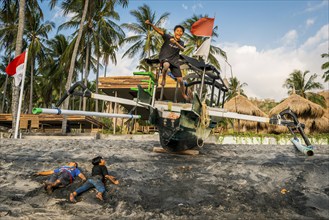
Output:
[[5, 51, 26, 76], [191, 17, 215, 37]]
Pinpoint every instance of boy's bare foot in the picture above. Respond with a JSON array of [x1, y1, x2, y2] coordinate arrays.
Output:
[[187, 89, 193, 101], [96, 193, 103, 201], [182, 94, 191, 103], [161, 79, 166, 87], [183, 90, 193, 102], [46, 185, 53, 195], [69, 193, 77, 203]]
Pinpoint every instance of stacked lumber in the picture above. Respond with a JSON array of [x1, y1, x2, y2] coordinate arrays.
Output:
[[99, 75, 178, 89]]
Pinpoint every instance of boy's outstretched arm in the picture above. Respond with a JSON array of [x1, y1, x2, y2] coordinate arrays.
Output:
[[36, 170, 54, 176], [78, 173, 87, 181], [105, 174, 119, 185], [145, 20, 164, 36]]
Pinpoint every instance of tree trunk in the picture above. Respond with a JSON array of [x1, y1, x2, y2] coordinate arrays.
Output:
[[11, 0, 26, 138], [79, 70, 83, 110], [95, 53, 100, 112], [1, 75, 9, 113], [83, 41, 90, 111], [28, 60, 34, 114], [101, 63, 108, 112], [62, 0, 89, 134]]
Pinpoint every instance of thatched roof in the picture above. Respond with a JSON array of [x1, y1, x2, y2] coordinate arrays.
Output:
[[318, 90, 329, 103], [269, 94, 324, 119], [224, 95, 267, 117], [224, 95, 268, 130], [305, 116, 329, 133]]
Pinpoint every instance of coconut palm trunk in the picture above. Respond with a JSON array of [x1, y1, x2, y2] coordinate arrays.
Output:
[[1, 75, 9, 113], [11, 0, 26, 137], [83, 41, 90, 111], [28, 60, 34, 114], [95, 54, 100, 112], [101, 64, 108, 112], [62, 0, 89, 134]]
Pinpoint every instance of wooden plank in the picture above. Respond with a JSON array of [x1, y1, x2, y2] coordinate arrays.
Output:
[[31, 117, 40, 129], [19, 118, 29, 129], [152, 147, 199, 155]]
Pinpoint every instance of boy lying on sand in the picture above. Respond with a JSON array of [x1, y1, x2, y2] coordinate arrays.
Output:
[[70, 156, 119, 202], [36, 162, 86, 194]]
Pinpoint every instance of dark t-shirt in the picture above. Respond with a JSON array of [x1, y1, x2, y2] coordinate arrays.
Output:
[[92, 165, 109, 178], [159, 34, 184, 67]]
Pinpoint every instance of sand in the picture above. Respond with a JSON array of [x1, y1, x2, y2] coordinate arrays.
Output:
[[0, 136, 328, 219]]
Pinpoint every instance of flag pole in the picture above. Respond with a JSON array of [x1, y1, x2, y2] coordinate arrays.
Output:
[[14, 49, 28, 139], [198, 37, 211, 99]]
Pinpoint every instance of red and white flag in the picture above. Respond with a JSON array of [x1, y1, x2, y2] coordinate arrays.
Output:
[[194, 38, 212, 59], [191, 17, 215, 37], [5, 51, 27, 86]]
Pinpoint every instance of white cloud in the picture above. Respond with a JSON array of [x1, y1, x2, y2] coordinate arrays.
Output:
[[192, 3, 203, 12], [105, 24, 328, 102], [52, 6, 76, 23], [306, 18, 315, 27], [182, 4, 188, 10], [104, 44, 139, 77], [301, 24, 329, 49], [217, 24, 329, 102], [305, 0, 328, 12], [281, 29, 298, 47]]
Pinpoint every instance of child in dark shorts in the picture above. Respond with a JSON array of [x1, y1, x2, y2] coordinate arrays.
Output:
[[69, 156, 119, 202], [36, 162, 86, 194], [145, 20, 192, 102]]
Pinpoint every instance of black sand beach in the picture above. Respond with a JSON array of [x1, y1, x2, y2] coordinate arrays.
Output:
[[0, 136, 328, 219]]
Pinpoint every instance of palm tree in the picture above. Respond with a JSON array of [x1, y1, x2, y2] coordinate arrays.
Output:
[[0, 0, 18, 113], [283, 70, 326, 107], [0, 55, 12, 113], [92, 1, 126, 112], [181, 14, 227, 70], [49, 0, 90, 133], [50, 0, 128, 133], [10, 0, 26, 137], [121, 4, 170, 59], [58, 1, 125, 112], [25, 11, 54, 113], [321, 52, 329, 82], [38, 34, 71, 107], [225, 77, 248, 101]]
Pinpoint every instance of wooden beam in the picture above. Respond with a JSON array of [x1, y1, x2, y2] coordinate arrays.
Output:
[[152, 146, 199, 155]]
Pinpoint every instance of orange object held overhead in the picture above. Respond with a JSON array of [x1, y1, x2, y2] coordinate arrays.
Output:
[[191, 17, 215, 37]]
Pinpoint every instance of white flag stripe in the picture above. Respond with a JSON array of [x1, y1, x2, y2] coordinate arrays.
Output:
[[13, 63, 24, 86], [194, 38, 211, 60]]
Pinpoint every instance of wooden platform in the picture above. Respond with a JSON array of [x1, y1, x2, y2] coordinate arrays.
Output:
[[0, 114, 106, 133], [99, 75, 186, 104], [152, 146, 199, 155]]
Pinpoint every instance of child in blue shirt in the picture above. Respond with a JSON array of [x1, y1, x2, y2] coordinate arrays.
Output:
[[37, 162, 86, 194], [69, 156, 119, 202]]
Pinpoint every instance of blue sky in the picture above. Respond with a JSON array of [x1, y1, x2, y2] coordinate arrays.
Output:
[[43, 0, 329, 101]]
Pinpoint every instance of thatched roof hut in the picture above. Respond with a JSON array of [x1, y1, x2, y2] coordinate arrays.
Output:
[[306, 91, 329, 133], [318, 90, 329, 103], [269, 94, 326, 134], [269, 94, 324, 118], [305, 116, 329, 133], [224, 95, 268, 132]]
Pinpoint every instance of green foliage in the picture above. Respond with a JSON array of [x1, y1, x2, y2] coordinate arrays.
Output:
[[214, 131, 329, 145], [121, 4, 169, 60], [283, 69, 325, 107], [225, 77, 248, 101], [321, 52, 329, 82]]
